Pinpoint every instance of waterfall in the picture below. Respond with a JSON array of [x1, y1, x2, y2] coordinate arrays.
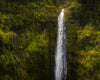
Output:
[[55, 9, 67, 80]]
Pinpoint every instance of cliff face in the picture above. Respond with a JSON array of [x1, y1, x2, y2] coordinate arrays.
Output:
[[0, 0, 100, 80]]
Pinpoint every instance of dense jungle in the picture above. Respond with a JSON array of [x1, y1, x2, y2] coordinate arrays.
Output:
[[0, 0, 100, 80]]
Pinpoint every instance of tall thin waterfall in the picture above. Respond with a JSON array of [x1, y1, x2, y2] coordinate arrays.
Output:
[[55, 9, 67, 80]]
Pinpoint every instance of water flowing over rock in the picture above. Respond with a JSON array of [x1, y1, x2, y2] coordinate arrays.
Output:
[[55, 9, 67, 80]]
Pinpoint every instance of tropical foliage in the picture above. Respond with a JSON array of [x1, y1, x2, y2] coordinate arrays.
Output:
[[0, 0, 100, 80]]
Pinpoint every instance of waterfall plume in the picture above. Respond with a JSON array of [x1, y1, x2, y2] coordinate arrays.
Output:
[[55, 9, 67, 80]]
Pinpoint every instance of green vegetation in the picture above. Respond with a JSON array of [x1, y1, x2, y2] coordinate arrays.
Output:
[[0, 0, 100, 80]]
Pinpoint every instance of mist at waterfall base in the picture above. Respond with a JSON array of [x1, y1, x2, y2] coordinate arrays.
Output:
[[55, 9, 67, 80]]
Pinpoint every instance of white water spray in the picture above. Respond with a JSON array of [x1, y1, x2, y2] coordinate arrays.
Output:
[[55, 9, 67, 80]]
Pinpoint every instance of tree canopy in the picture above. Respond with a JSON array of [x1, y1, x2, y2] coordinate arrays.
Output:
[[0, 0, 100, 80]]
